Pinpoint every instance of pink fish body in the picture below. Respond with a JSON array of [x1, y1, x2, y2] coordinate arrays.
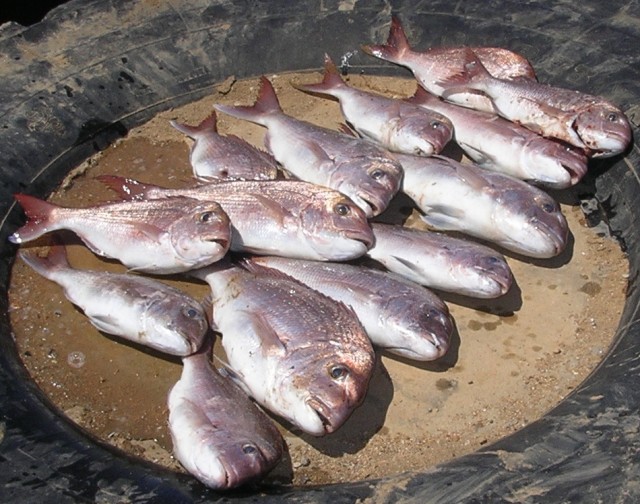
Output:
[[295, 54, 453, 156], [168, 342, 284, 489], [170, 110, 279, 182], [214, 76, 403, 217], [406, 86, 589, 188], [437, 49, 632, 157], [362, 15, 537, 114], [9, 193, 231, 274]]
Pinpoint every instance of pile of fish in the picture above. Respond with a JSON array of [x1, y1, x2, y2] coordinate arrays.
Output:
[[9, 15, 631, 490]]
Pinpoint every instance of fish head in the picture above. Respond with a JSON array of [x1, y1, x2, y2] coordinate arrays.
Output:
[[383, 296, 453, 360], [170, 200, 231, 265], [522, 137, 588, 188], [144, 295, 208, 355], [573, 104, 632, 158], [181, 428, 283, 489], [392, 114, 454, 156], [332, 157, 403, 217], [465, 252, 514, 298], [282, 344, 375, 436], [301, 192, 374, 260], [494, 188, 568, 258]]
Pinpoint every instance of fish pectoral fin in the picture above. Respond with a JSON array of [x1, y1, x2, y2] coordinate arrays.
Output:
[[250, 193, 294, 225], [390, 254, 424, 275], [245, 309, 289, 354], [134, 222, 167, 242], [420, 206, 466, 230], [218, 365, 253, 396], [458, 143, 495, 167], [87, 313, 124, 335], [448, 159, 492, 191]]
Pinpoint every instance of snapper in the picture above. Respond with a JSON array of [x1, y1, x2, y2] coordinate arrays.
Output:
[[192, 261, 375, 436], [9, 193, 230, 274], [294, 54, 453, 156], [214, 76, 403, 218], [19, 242, 208, 356], [397, 154, 569, 259]]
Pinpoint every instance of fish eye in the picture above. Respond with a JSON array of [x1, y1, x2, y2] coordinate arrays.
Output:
[[183, 306, 200, 319], [369, 169, 385, 180], [242, 443, 258, 455], [328, 365, 350, 380], [334, 203, 351, 216], [430, 120, 443, 129], [198, 211, 216, 223], [606, 112, 619, 122], [541, 202, 556, 213]]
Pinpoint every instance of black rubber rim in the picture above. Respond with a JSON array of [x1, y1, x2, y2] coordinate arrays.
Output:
[[1, 1, 639, 502]]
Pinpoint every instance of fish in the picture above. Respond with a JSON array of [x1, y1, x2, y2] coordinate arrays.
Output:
[[397, 154, 569, 258], [19, 241, 208, 356], [294, 54, 453, 156], [406, 86, 589, 188], [96, 175, 374, 261], [361, 15, 537, 113], [245, 256, 453, 361], [366, 223, 513, 299], [168, 337, 285, 489], [192, 261, 375, 436], [9, 193, 231, 274], [214, 76, 404, 217], [170, 110, 279, 182], [436, 48, 632, 157]]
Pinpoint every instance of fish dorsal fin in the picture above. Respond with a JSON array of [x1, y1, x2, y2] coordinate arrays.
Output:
[[95, 175, 159, 201], [169, 111, 218, 138], [292, 53, 345, 97]]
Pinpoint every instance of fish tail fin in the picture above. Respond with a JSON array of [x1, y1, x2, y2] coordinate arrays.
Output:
[[18, 235, 71, 278], [293, 53, 345, 95], [361, 15, 411, 63], [95, 174, 156, 200], [214, 76, 282, 125], [437, 48, 493, 95], [9, 194, 59, 244], [170, 110, 218, 137]]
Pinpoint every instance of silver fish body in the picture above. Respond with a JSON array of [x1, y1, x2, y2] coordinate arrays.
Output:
[[19, 244, 207, 356], [295, 55, 453, 156], [214, 76, 403, 217], [97, 176, 374, 261], [437, 49, 632, 157], [9, 194, 231, 274], [367, 223, 513, 299], [193, 263, 375, 436], [361, 16, 537, 114], [246, 256, 453, 361], [170, 110, 279, 182], [398, 154, 569, 258], [168, 345, 284, 489], [406, 87, 589, 189]]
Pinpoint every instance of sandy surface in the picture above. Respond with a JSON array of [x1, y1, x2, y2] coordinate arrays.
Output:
[[7, 72, 629, 487]]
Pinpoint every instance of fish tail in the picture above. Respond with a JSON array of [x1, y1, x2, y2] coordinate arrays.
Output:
[[95, 174, 155, 200], [361, 15, 411, 63], [437, 48, 492, 95], [214, 76, 282, 125], [170, 110, 218, 137], [9, 194, 59, 244], [18, 235, 71, 278], [293, 53, 345, 95]]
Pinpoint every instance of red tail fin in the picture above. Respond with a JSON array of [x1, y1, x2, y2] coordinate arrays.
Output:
[[9, 194, 59, 244], [95, 175, 159, 201], [294, 54, 345, 96], [170, 110, 218, 138], [361, 15, 411, 63], [214, 76, 282, 125]]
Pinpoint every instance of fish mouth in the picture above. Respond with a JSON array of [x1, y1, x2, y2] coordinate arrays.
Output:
[[205, 236, 230, 250], [306, 397, 335, 434], [352, 192, 385, 218], [560, 161, 588, 185], [475, 259, 513, 295], [344, 227, 375, 250]]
